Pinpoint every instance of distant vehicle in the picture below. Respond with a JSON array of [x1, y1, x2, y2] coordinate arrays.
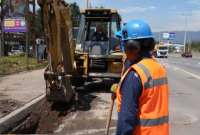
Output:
[[182, 52, 192, 58], [155, 44, 169, 58], [175, 49, 181, 53], [181, 43, 192, 58], [10, 45, 24, 55], [174, 46, 182, 53]]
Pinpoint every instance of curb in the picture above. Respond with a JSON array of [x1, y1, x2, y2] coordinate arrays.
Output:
[[0, 94, 46, 133]]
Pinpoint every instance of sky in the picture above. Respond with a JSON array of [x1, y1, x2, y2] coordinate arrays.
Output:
[[67, 0, 200, 32]]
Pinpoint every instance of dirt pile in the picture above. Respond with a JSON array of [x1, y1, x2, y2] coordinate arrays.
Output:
[[0, 98, 22, 118], [11, 97, 77, 134]]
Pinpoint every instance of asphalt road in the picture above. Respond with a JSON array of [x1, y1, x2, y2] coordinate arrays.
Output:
[[2, 54, 200, 135], [0, 69, 45, 118], [50, 55, 200, 135], [159, 55, 200, 135]]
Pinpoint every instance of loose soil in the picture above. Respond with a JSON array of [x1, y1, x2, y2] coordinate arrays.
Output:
[[0, 98, 22, 118]]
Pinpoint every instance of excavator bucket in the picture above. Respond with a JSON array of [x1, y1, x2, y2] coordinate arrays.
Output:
[[40, 0, 75, 102], [44, 72, 74, 102]]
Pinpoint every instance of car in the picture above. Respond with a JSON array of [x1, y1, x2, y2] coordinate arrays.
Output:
[[175, 49, 181, 53], [181, 52, 192, 58], [10, 45, 24, 55]]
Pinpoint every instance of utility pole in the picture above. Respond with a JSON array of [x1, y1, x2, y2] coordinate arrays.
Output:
[[29, 0, 36, 57], [25, 0, 30, 69], [159, 32, 161, 44], [0, 0, 4, 56], [183, 14, 189, 53], [86, 0, 89, 8]]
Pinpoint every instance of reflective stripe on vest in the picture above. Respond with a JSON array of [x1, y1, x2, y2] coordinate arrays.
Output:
[[137, 63, 168, 89], [137, 63, 152, 81], [144, 77, 168, 89], [139, 116, 169, 126]]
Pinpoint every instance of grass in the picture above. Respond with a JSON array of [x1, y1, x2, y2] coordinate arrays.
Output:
[[0, 54, 47, 76]]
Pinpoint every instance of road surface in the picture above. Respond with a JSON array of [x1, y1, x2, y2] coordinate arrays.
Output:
[[159, 55, 200, 135], [43, 55, 200, 135], [1, 55, 200, 135], [0, 69, 45, 118]]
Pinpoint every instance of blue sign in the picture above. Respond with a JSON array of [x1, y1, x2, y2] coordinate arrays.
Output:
[[162, 32, 176, 40], [169, 32, 175, 39]]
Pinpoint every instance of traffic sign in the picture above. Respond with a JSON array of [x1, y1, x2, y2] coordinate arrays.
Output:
[[162, 32, 175, 40]]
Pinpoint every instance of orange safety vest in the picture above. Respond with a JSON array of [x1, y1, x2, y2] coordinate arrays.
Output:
[[116, 58, 169, 135]]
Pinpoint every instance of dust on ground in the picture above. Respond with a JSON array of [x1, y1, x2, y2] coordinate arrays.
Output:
[[0, 69, 45, 119], [0, 69, 45, 103], [11, 95, 79, 134], [57, 90, 117, 135], [10, 80, 117, 135], [0, 97, 22, 118]]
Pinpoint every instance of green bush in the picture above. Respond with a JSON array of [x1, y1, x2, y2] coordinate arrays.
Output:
[[191, 42, 200, 52], [0, 55, 47, 76]]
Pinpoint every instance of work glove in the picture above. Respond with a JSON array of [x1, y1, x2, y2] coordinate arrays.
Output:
[[110, 83, 118, 100]]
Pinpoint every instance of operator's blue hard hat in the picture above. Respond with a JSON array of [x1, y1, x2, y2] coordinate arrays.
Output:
[[115, 31, 122, 38], [115, 23, 127, 39], [122, 19, 153, 41]]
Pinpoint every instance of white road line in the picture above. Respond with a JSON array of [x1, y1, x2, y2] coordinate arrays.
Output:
[[71, 112, 78, 120], [54, 124, 65, 133], [185, 113, 199, 124], [72, 127, 116, 135], [171, 65, 200, 80], [54, 112, 78, 133]]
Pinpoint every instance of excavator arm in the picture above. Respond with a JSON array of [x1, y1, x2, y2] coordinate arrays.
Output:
[[38, 0, 76, 102]]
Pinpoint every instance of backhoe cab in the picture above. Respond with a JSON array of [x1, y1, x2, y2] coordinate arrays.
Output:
[[76, 9, 123, 79]]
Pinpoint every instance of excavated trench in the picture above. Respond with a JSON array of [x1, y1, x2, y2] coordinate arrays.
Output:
[[0, 98, 22, 119], [10, 94, 87, 134], [9, 79, 115, 134]]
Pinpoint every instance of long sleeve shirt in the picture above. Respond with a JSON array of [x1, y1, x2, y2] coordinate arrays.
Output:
[[116, 70, 142, 135], [116, 51, 151, 135]]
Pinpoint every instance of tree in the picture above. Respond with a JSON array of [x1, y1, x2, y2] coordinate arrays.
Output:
[[69, 2, 81, 27], [35, 2, 81, 34], [35, 9, 43, 38]]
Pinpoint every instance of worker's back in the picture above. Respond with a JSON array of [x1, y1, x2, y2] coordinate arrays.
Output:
[[117, 58, 169, 135]]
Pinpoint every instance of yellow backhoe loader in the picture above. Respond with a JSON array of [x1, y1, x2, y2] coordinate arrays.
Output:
[[38, 0, 123, 102]]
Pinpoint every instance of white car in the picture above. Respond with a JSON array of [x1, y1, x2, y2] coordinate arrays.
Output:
[[10, 45, 24, 55]]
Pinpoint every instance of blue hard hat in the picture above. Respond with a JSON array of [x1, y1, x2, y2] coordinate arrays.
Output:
[[115, 23, 127, 39], [115, 31, 122, 38], [122, 20, 153, 41]]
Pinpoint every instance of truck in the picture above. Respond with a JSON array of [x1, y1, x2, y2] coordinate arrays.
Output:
[[155, 44, 169, 58]]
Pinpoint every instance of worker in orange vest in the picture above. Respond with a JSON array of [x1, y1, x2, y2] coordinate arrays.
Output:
[[113, 20, 169, 135]]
